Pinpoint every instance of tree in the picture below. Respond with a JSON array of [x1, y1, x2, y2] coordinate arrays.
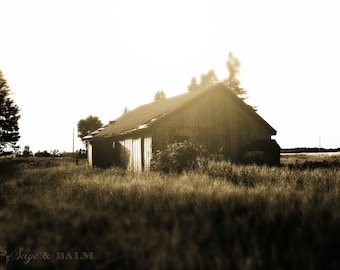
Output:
[[122, 106, 129, 115], [188, 77, 199, 91], [224, 52, 248, 99], [77, 115, 103, 140], [186, 53, 248, 100], [154, 90, 166, 101], [188, 70, 219, 91], [199, 69, 218, 87], [0, 70, 20, 153]]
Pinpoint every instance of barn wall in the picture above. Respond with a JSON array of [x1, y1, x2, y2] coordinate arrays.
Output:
[[118, 136, 152, 171], [118, 140, 128, 169], [143, 137, 152, 170], [119, 138, 132, 169], [151, 88, 273, 161], [87, 143, 93, 166], [90, 138, 116, 168]]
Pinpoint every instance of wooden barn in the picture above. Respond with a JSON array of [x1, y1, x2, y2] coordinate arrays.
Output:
[[86, 82, 280, 170]]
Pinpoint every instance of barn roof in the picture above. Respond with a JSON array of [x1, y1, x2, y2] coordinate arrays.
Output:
[[89, 82, 276, 140]]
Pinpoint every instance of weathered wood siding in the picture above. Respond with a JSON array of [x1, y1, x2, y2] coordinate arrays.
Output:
[[118, 136, 152, 171], [119, 138, 133, 169], [143, 137, 152, 170], [151, 88, 272, 161], [87, 143, 93, 166]]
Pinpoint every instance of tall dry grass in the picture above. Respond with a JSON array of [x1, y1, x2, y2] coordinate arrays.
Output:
[[0, 157, 339, 269]]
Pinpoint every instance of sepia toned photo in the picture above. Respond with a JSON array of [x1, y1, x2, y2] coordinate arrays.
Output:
[[1, 0, 339, 269]]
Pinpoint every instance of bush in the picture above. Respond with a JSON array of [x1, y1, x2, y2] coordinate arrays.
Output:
[[34, 150, 52, 157], [151, 141, 206, 173]]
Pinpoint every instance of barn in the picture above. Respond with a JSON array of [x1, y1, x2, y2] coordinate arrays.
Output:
[[85, 82, 280, 170]]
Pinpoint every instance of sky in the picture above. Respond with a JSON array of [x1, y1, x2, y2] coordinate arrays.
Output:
[[1, 0, 339, 153]]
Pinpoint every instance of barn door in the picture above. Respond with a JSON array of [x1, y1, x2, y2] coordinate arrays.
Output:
[[119, 137, 152, 171]]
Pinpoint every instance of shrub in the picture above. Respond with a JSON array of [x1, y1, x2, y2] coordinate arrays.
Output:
[[151, 141, 206, 173], [34, 150, 52, 157]]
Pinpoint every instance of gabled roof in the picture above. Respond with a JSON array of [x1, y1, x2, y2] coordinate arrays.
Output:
[[89, 82, 276, 140]]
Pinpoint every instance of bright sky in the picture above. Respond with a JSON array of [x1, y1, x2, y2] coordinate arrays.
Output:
[[1, 0, 339, 152]]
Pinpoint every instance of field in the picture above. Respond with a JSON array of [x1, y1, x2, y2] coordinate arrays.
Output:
[[0, 154, 340, 269]]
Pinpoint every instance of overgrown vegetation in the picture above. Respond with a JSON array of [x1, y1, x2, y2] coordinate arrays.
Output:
[[150, 141, 207, 173], [0, 156, 340, 269]]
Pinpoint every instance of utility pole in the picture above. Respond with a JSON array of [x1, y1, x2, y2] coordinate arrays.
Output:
[[319, 136, 321, 150]]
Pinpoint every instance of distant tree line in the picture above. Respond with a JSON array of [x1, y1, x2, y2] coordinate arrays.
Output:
[[281, 147, 340, 153]]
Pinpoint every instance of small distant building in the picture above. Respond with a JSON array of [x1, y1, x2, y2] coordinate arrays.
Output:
[[86, 82, 280, 170]]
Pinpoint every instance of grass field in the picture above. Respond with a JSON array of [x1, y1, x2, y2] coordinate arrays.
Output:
[[0, 155, 340, 269]]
